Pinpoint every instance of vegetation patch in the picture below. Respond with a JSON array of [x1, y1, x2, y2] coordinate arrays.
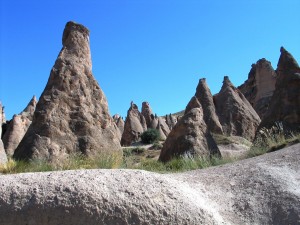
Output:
[[141, 129, 160, 144]]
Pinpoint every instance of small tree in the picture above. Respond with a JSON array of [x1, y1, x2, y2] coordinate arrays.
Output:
[[141, 129, 160, 144]]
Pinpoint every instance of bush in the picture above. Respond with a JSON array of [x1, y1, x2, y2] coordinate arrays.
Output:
[[141, 129, 160, 144]]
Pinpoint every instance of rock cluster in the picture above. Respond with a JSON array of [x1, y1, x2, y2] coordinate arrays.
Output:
[[258, 47, 300, 132], [2, 96, 37, 157], [238, 58, 277, 118], [121, 101, 171, 146], [13, 21, 121, 162]]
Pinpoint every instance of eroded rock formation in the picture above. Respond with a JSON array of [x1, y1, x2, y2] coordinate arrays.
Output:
[[141, 102, 156, 129], [214, 76, 261, 141], [165, 114, 177, 130], [159, 97, 220, 162], [259, 47, 300, 132], [3, 96, 37, 157], [238, 58, 277, 118], [121, 102, 147, 146], [112, 114, 125, 139], [14, 21, 121, 162]]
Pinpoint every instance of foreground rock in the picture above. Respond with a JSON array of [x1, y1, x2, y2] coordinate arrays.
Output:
[[121, 102, 147, 146], [214, 76, 261, 141], [159, 98, 220, 162], [1, 143, 299, 224], [238, 58, 277, 118], [259, 47, 300, 133], [2, 96, 37, 157], [14, 21, 121, 161], [0, 103, 7, 164]]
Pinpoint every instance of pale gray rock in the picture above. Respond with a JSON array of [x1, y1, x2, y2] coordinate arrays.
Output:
[[14, 21, 121, 162], [0, 143, 299, 224]]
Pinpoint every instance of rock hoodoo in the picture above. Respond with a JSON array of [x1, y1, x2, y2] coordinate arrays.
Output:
[[165, 114, 177, 130], [238, 58, 277, 118], [3, 96, 37, 157], [141, 102, 157, 129], [214, 76, 261, 141], [159, 97, 220, 162], [195, 78, 223, 134], [121, 102, 147, 146], [259, 47, 300, 132], [13, 21, 121, 161], [0, 102, 8, 164], [112, 114, 125, 136]]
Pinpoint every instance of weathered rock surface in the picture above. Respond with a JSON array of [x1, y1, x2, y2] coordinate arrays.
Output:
[[121, 102, 147, 146], [165, 113, 177, 130], [14, 21, 121, 161], [238, 58, 277, 118], [141, 102, 156, 129], [0, 103, 7, 164], [1, 143, 299, 224], [214, 76, 261, 141], [157, 117, 170, 137], [159, 102, 220, 162], [3, 96, 37, 157], [195, 78, 223, 134], [112, 114, 125, 138], [259, 47, 300, 132]]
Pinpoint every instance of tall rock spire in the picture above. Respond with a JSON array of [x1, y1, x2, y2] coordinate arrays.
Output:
[[14, 21, 121, 161]]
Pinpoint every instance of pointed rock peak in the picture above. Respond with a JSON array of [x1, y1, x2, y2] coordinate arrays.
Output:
[[277, 47, 299, 72], [185, 96, 201, 115], [220, 76, 235, 92], [21, 95, 37, 116], [62, 21, 90, 46], [130, 101, 139, 110], [141, 101, 153, 114]]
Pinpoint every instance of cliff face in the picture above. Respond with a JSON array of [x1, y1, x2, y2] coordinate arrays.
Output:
[[238, 58, 277, 118]]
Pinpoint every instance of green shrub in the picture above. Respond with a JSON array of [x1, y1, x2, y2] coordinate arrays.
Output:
[[141, 129, 160, 144]]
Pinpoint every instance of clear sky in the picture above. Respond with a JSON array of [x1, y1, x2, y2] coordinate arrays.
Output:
[[1, 0, 299, 120]]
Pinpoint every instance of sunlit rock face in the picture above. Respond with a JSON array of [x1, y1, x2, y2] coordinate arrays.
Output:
[[14, 21, 121, 162]]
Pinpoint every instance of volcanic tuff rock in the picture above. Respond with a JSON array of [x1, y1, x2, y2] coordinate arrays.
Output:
[[195, 78, 223, 134], [3, 96, 37, 157], [214, 76, 261, 141], [141, 102, 156, 129], [238, 58, 277, 118], [259, 47, 300, 132], [13, 21, 121, 161], [3, 139, 299, 225], [121, 102, 147, 146], [112, 114, 125, 140], [159, 99, 220, 162], [0, 103, 8, 164], [165, 113, 177, 130], [157, 117, 170, 139]]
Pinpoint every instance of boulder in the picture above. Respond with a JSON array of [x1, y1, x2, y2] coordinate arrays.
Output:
[[195, 78, 223, 134], [3, 96, 37, 157], [238, 58, 277, 118], [121, 102, 147, 146], [2, 142, 299, 225], [159, 102, 220, 162], [259, 47, 300, 133], [214, 76, 261, 141], [14, 21, 121, 162]]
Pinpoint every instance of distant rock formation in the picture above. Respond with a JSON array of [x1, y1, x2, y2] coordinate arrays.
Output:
[[0, 103, 8, 164], [195, 78, 223, 134], [112, 114, 125, 136], [214, 76, 261, 141], [238, 58, 277, 118], [3, 96, 37, 157], [121, 102, 147, 146], [157, 117, 170, 140], [159, 97, 220, 162], [141, 102, 157, 129], [259, 47, 300, 132], [14, 21, 121, 162], [165, 114, 177, 130]]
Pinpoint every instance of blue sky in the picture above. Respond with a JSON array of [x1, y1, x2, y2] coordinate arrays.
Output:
[[1, 0, 299, 120]]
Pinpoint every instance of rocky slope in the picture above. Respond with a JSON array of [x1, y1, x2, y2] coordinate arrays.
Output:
[[0, 143, 299, 224], [238, 58, 277, 118], [13, 21, 121, 162]]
